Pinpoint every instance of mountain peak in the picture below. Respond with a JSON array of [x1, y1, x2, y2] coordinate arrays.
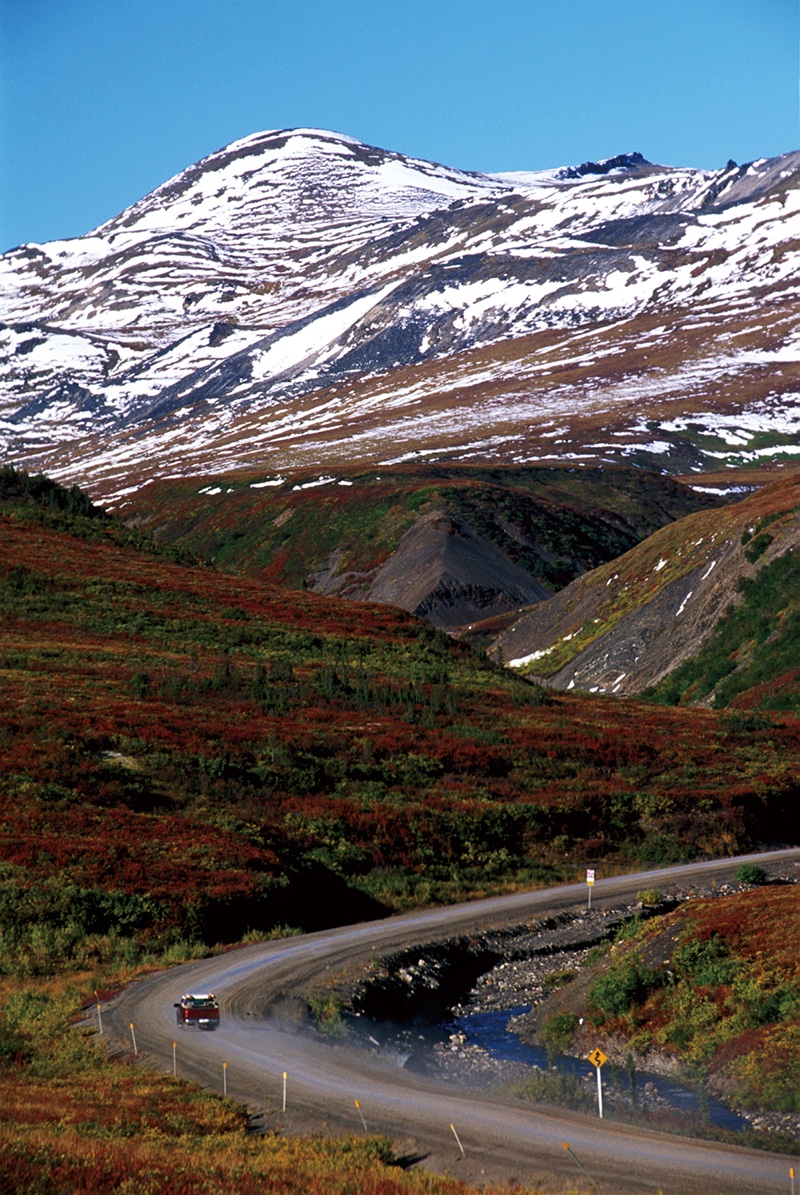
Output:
[[0, 132, 797, 502], [223, 127, 363, 153], [557, 151, 651, 180], [94, 126, 503, 243]]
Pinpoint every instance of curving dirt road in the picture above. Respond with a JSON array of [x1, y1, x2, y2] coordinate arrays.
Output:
[[105, 850, 799, 1194]]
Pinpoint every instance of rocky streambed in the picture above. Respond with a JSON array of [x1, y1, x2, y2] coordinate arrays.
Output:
[[345, 866, 799, 1141]]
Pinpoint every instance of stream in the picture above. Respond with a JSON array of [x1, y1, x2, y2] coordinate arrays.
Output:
[[348, 1005, 746, 1131], [451, 1005, 747, 1131]]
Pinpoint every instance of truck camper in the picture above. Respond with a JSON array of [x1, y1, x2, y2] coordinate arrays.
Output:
[[174, 993, 220, 1029]]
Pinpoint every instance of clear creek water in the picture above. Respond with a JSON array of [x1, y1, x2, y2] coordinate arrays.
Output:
[[452, 1005, 746, 1131]]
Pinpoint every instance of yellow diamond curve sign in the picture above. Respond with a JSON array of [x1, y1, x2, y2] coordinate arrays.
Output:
[[587, 1048, 608, 1068]]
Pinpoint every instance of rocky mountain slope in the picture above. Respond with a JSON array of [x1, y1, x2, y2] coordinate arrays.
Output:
[[489, 473, 799, 708], [124, 463, 717, 630], [1, 129, 799, 502]]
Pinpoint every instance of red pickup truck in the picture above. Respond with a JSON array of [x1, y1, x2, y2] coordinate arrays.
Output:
[[174, 993, 220, 1029]]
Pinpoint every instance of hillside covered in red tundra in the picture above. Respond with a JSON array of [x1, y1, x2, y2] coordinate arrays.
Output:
[[1, 468, 796, 965]]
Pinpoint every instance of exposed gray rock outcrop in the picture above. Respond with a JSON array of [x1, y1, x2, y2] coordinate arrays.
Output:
[[367, 510, 551, 629]]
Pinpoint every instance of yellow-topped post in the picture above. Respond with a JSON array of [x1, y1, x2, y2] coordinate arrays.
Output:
[[587, 1047, 607, 1117]]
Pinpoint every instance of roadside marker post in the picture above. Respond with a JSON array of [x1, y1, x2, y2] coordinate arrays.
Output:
[[587, 1048, 608, 1118], [172, 1042, 177, 1078], [223, 1062, 227, 1096], [791, 1166, 795, 1195], [282, 1071, 287, 1112], [129, 1022, 138, 1055], [450, 1123, 466, 1159], [355, 1099, 367, 1132], [563, 1141, 593, 1182], [586, 868, 595, 911], [96, 1003, 103, 1035]]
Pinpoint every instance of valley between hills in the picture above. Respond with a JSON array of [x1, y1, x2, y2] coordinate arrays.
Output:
[[0, 127, 798, 1193]]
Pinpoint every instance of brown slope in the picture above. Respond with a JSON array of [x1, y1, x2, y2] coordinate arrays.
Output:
[[25, 296, 800, 498], [489, 472, 800, 701], [365, 509, 550, 629]]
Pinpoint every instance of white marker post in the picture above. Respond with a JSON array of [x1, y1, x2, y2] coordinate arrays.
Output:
[[223, 1062, 227, 1096], [282, 1071, 287, 1112], [587, 1048, 607, 1118], [173, 1042, 177, 1078], [586, 868, 595, 911], [450, 1123, 466, 1159], [96, 1003, 103, 1035], [129, 1022, 137, 1055], [355, 1099, 367, 1131]]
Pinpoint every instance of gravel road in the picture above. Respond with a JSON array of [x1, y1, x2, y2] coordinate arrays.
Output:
[[103, 850, 799, 1194]]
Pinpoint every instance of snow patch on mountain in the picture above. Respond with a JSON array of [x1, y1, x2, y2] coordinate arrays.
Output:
[[1, 131, 799, 491]]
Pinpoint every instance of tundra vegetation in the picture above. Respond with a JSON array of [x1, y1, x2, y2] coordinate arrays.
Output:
[[585, 887, 799, 1111], [530, 886, 798, 1130], [1, 979, 569, 1195], [0, 467, 796, 1190]]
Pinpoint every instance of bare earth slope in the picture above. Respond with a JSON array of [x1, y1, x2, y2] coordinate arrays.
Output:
[[366, 508, 551, 629], [489, 472, 799, 704], [1, 130, 798, 499]]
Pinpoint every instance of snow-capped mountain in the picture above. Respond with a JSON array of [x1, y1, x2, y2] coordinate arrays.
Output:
[[1, 128, 799, 502]]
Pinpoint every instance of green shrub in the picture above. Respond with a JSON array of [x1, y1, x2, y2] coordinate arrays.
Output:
[[509, 1067, 594, 1112], [543, 969, 576, 990], [0, 464, 105, 520], [721, 711, 773, 737], [673, 934, 740, 987], [307, 991, 347, 1038], [0, 1011, 32, 1067], [732, 975, 798, 1028], [614, 915, 644, 942], [636, 888, 664, 908], [734, 863, 768, 887], [540, 1011, 580, 1053], [744, 533, 773, 563], [590, 957, 664, 1020]]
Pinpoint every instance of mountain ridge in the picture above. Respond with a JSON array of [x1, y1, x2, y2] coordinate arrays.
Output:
[[2, 129, 798, 500], [122, 461, 718, 631]]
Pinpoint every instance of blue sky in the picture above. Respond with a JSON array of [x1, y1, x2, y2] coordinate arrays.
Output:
[[1, 0, 797, 250]]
